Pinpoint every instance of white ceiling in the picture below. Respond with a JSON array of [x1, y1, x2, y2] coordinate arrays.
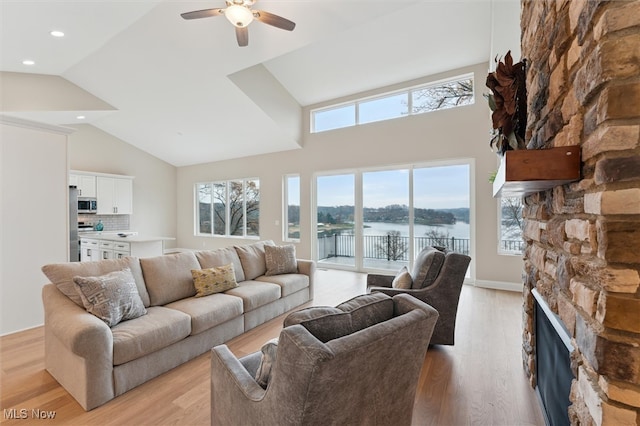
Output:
[[0, 0, 517, 167]]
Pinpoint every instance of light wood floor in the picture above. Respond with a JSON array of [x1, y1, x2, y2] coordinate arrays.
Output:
[[0, 269, 544, 425]]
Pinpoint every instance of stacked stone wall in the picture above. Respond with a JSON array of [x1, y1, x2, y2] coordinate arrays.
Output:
[[520, 0, 640, 424]]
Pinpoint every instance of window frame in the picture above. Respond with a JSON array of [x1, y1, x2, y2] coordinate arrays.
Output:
[[195, 177, 260, 239], [284, 174, 300, 242], [310, 73, 474, 133]]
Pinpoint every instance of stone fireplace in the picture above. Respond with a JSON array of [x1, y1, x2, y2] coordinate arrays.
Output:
[[519, 0, 640, 425]]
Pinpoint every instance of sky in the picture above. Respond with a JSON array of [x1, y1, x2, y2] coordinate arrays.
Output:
[[315, 164, 470, 210]]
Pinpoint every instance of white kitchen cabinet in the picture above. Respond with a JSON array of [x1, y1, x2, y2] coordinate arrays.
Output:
[[80, 238, 100, 261], [97, 176, 133, 215], [99, 241, 115, 260], [69, 174, 97, 198]]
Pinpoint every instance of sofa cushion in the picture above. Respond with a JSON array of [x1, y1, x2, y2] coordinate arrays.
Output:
[[410, 247, 445, 289], [335, 293, 394, 333], [191, 264, 239, 297], [234, 240, 275, 281], [165, 293, 244, 335], [196, 247, 245, 282], [255, 273, 309, 297], [112, 306, 191, 365], [284, 306, 352, 343], [140, 252, 200, 306], [392, 266, 413, 289], [225, 281, 281, 312], [73, 268, 147, 327], [264, 244, 297, 276], [42, 256, 150, 308]]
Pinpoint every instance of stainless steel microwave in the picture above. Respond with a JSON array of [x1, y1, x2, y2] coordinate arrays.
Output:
[[78, 198, 97, 214]]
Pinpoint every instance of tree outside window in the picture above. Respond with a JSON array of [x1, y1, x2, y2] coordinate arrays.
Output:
[[500, 197, 524, 254], [196, 179, 259, 238]]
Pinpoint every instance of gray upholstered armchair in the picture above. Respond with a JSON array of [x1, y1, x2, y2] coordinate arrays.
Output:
[[210, 293, 439, 426], [367, 247, 471, 345]]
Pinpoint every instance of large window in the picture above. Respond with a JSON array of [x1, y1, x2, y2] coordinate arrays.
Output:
[[196, 178, 259, 238], [499, 197, 524, 254], [311, 74, 474, 133], [284, 175, 300, 241], [315, 162, 471, 274]]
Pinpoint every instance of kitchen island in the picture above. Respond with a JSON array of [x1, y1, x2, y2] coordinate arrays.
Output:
[[79, 233, 174, 261]]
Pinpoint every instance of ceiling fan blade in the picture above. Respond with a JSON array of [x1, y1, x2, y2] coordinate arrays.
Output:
[[253, 10, 296, 31], [236, 26, 249, 47], [180, 8, 224, 20]]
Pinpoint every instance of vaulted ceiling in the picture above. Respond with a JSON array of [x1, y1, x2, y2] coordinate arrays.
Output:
[[0, 0, 520, 166]]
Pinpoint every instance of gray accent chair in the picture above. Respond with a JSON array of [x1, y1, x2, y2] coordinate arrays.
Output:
[[210, 293, 439, 426], [367, 247, 471, 345]]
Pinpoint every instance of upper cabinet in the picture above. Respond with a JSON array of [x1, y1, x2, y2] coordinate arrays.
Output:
[[97, 176, 133, 215], [69, 174, 96, 198]]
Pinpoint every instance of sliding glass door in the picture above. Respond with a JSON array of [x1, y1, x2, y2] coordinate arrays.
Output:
[[315, 161, 471, 273], [362, 169, 410, 270], [316, 174, 356, 267]]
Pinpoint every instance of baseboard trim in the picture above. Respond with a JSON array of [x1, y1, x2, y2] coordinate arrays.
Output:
[[1, 323, 43, 337], [473, 280, 522, 292]]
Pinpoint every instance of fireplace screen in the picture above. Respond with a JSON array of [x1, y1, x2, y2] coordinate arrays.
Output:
[[534, 290, 574, 426]]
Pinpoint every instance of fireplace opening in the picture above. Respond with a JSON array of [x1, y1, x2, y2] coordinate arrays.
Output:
[[532, 289, 575, 426]]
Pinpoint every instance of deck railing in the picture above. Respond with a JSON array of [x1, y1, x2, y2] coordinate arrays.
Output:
[[318, 234, 523, 260]]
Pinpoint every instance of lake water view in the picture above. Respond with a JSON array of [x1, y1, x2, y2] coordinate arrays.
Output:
[[357, 221, 470, 239]]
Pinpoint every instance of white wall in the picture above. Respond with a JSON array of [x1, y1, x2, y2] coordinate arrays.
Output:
[[67, 124, 177, 244], [1, 118, 70, 335], [177, 63, 524, 285]]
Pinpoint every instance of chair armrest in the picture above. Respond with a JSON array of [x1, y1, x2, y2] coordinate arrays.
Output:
[[211, 345, 266, 402], [366, 274, 394, 288], [368, 286, 426, 298]]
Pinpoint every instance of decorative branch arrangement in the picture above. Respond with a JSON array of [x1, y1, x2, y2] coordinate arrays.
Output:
[[485, 51, 527, 155]]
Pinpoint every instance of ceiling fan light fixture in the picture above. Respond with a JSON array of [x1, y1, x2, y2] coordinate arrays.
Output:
[[225, 5, 253, 28]]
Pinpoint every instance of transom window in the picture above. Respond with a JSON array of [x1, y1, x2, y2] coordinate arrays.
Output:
[[311, 74, 474, 133], [196, 179, 260, 238]]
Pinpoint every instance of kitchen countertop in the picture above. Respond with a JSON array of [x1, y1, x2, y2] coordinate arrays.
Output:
[[79, 232, 175, 243]]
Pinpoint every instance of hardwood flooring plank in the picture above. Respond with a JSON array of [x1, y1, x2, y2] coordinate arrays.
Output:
[[0, 270, 544, 425]]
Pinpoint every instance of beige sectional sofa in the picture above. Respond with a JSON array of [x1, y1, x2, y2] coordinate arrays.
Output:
[[41, 240, 315, 411]]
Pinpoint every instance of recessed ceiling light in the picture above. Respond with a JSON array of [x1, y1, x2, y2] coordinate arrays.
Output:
[[22, 60, 35, 65], [76, 115, 86, 120], [50, 30, 65, 37]]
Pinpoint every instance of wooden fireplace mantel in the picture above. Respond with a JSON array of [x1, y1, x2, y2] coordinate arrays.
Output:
[[492, 145, 581, 198]]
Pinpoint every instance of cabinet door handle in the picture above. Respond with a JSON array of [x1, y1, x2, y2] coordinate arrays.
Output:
[[103, 252, 108, 260], [87, 249, 91, 256]]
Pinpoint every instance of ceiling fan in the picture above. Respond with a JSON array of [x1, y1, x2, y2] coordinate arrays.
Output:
[[181, 0, 296, 47]]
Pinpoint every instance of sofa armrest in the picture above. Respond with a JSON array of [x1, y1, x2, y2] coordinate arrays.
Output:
[[42, 284, 115, 410], [43, 284, 113, 358], [366, 274, 394, 288], [296, 259, 316, 297]]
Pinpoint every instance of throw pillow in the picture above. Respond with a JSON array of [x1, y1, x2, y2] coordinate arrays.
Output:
[[264, 244, 297, 276], [73, 268, 147, 327], [392, 266, 413, 289], [255, 338, 278, 389], [42, 257, 150, 308], [191, 263, 239, 297], [410, 247, 446, 289]]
